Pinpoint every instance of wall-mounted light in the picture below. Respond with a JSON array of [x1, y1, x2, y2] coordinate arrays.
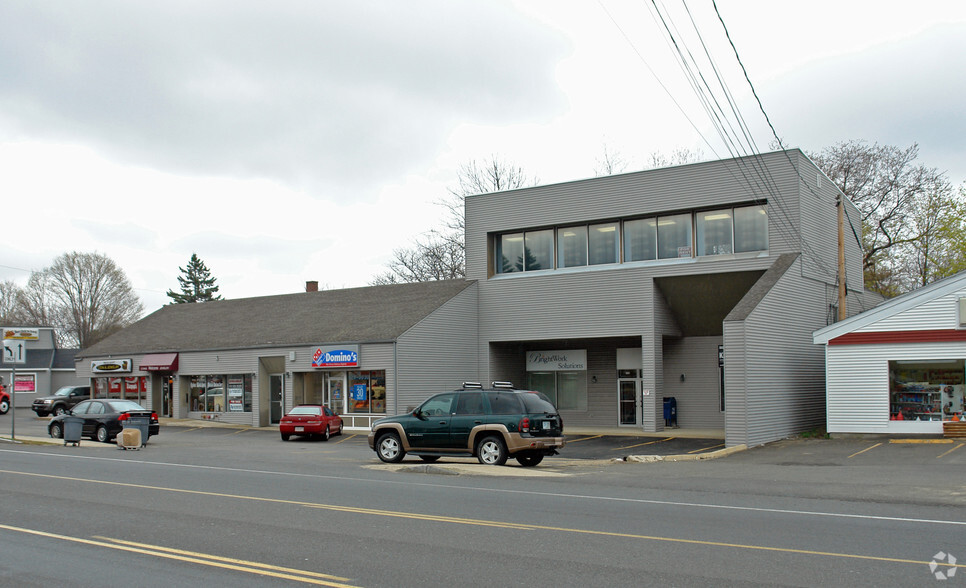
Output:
[[591, 375, 598, 384], [680, 373, 686, 382]]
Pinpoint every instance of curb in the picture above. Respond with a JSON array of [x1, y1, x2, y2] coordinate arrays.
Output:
[[621, 443, 747, 463]]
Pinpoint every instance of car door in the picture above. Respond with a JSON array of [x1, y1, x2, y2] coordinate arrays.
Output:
[[405, 393, 456, 449], [449, 392, 485, 450]]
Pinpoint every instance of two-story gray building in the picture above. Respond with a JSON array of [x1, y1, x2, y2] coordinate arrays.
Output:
[[76, 149, 873, 447]]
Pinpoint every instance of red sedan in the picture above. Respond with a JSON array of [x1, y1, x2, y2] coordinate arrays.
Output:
[[279, 405, 343, 441]]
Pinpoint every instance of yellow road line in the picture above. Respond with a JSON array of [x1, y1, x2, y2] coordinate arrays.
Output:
[[332, 434, 359, 444], [614, 437, 675, 450], [567, 435, 602, 443], [847, 443, 881, 458], [0, 523, 358, 587], [889, 439, 953, 444], [937, 443, 964, 459], [688, 443, 725, 454], [2, 469, 962, 572]]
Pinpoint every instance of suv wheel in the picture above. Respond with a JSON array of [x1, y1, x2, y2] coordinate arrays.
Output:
[[477, 435, 508, 466], [516, 454, 544, 467], [53, 405, 68, 417], [376, 431, 405, 463]]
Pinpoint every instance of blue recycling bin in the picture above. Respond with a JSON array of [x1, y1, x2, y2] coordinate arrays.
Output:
[[663, 397, 677, 428]]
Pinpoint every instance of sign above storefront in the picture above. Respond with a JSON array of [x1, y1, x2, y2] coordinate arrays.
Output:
[[91, 359, 133, 374], [312, 345, 360, 368], [2, 327, 39, 340], [526, 349, 587, 371]]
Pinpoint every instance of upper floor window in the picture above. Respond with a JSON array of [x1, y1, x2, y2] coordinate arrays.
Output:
[[493, 203, 767, 274]]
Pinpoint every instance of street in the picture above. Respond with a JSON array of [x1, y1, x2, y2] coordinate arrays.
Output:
[[1, 411, 964, 586]]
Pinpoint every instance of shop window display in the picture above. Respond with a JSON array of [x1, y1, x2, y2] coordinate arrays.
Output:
[[347, 370, 386, 414], [889, 360, 965, 421], [190, 374, 253, 412]]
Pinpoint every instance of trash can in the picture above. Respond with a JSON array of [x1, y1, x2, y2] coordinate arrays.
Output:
[[124, 417, 151, 447], [63, 416, 84, 446], [663, 397, 677, 428]]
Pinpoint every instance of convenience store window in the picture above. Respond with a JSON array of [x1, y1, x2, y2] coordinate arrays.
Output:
[[189, 374, 253, 412], [889, 360, 965, 421]]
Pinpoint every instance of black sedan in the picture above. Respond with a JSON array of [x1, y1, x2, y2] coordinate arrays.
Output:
[[48, 399, 160, 443]]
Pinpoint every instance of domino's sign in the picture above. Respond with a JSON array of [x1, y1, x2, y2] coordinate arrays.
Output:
[[311, 345, 360, 368]]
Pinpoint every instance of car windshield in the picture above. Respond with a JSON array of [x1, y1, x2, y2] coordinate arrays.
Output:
[[288, 406, 322, 416], [53, 387, 74, 397], [107, 400, 146, 412], [519, 391, 558, 413]]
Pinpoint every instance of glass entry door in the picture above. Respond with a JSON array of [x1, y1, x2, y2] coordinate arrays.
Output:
[[270, 373, 284, 424], [619, 379, 639, 425]]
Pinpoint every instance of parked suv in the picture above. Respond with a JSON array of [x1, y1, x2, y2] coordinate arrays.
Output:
[[31, 385, 91, 417], [368, 382, 565, 467]]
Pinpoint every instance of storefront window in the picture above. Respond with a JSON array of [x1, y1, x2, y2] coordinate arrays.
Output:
[[347, 370, 386, 414], [527, 371, 587, 411], [889, 360, 965, 421], [190, 374, 253, 413]]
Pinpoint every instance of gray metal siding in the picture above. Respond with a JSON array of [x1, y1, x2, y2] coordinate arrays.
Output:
[[465, 151, 808, 282], [663, 336, 724, 428], [726, 258, 829, 447], [395, 284, 479, 414], [855, 286, 966, 332]]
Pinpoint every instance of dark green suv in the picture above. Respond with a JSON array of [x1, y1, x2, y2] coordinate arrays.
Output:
[[368, 382, 566, 467]]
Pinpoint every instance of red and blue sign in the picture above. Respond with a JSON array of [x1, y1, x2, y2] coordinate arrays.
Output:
[[312, 347, 359, 368]]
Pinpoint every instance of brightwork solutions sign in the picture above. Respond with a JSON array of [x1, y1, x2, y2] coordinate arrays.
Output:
[[526, 349, 587, 371], [312, 345, 360, 368]]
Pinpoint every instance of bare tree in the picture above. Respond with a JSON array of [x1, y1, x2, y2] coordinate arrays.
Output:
[[373, 155, 536, 284], [0, 280, 25, 326], [19, 252, 144, 348], [645, 147, 705, 169], [594, 144, 629, 176], [810, 141, 955, 296]]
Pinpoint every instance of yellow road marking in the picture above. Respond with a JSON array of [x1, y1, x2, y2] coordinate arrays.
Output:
[[614, 437, 675, 450], [567, 435, 602, 443], [889, 439, 953, 444], [2, 469, 962, 572], [937, 443, 964, 459], [688, 443, 725, 454], [847, 443, 881, 458], [0, 523, 358, 587], [332, 434, 359, 444]]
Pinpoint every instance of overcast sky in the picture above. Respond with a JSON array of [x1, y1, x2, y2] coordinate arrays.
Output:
[[2, 1, 964, 314]]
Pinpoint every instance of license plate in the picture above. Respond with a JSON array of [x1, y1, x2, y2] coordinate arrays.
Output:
[[295, 426, 304, 432], [542, 421, 551, 430]]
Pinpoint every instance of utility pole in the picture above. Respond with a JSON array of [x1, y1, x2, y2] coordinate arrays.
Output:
[[837, 194, 846, 321]]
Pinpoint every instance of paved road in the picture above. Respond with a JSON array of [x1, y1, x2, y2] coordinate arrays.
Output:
[[2, 408, 964, 585]]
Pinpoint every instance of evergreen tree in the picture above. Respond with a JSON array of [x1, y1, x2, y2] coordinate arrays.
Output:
[[167, 253, 222, 304]]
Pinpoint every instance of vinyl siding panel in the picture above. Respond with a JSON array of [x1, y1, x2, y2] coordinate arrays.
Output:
[[663, 336, 724, 428], [826, 341, 965, 433], [726, 258, 829, 446], [395, 284, 479, 413], [855, 287, 966, 332]]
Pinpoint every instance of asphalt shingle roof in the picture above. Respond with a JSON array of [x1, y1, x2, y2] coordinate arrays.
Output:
[[78, 279, 475, 357]]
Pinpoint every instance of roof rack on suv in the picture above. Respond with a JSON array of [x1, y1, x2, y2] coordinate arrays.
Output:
[[490, 381, 515, 389], [461, 382, 483, 389]]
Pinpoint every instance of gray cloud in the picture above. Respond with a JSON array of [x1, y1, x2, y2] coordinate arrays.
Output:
[[0, 1, 569, 195], [762, 23, 966, 183]]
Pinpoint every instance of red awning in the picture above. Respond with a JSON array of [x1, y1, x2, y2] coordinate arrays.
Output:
[[139, 353, 179, 372]]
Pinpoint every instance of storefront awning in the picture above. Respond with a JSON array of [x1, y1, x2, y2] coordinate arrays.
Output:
[[139, 353, 179, 372]]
